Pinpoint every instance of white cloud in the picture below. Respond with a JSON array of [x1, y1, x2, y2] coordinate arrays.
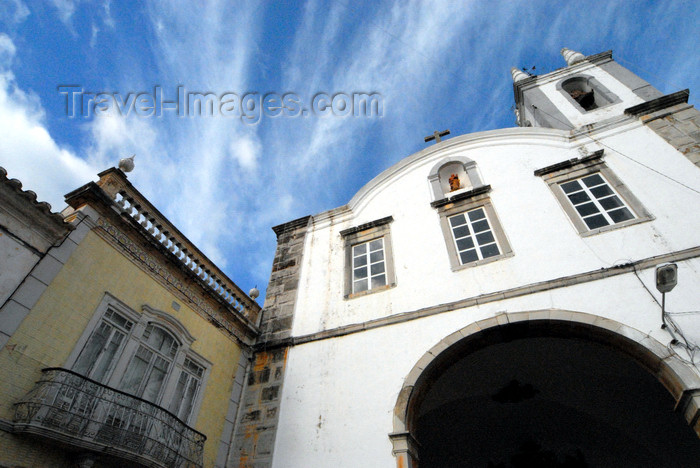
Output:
[[0, 33, 16, 67], [50, 0, 78, 28], [0, 72, 95, 209], [0, 0, 30, 25], [89, 23, 99, 47], [230, 134, 260, 171]]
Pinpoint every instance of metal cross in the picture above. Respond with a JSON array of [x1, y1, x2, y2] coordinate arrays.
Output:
[[424, 129, 450, 144]]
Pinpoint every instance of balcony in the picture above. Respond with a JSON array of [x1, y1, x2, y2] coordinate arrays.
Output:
[[12, 368, 206, 468]]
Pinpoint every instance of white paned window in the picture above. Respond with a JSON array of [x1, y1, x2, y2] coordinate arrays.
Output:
[[119, 326, 178, 403], [68, 297, 209, 425], [73, 308, 133, 383], [448, 208, 500, 265], [169, 357, 204, 423], [559, 173, 634, 230], [352, 238, 387, 293]]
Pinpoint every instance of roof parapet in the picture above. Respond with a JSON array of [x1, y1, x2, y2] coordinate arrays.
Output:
[[85, 167, 261, 326]]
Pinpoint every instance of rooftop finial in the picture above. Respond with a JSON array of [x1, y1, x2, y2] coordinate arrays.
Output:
[[118, 154, 135, 173], [561, 48, 586, 66], [511, 67, 529, 83]]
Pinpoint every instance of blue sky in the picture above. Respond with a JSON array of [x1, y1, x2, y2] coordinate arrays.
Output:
[[1, 0, 698, 302]]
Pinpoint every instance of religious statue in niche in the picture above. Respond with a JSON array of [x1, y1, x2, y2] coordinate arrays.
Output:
[[449, 173, 461, 191]]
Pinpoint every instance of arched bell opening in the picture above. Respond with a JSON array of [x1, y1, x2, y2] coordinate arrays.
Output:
[[391, 313, 700, 468]]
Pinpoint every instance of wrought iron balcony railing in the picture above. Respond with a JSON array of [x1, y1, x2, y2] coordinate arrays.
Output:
[[13, 368, 206, 468]]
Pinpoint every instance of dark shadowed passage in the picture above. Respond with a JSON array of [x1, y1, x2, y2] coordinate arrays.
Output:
[[416, 336, 700, 468]]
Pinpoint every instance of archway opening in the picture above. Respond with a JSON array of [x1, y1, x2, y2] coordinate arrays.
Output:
[[412, 323, 700, 467]]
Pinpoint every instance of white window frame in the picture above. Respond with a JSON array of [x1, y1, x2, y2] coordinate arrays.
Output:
[[65, 293, 211, 425], [536, 152, 653, 236], [447, 207, 502, 265], [435, 189, 513, 271], [341, 216, 396, 299], [351, 237, 388, 294]]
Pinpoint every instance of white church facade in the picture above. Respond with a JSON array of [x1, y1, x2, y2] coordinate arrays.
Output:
[[231, 48, 700, 467]]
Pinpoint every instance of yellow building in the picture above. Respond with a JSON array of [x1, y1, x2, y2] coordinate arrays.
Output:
[[0, 166, 261, 467]]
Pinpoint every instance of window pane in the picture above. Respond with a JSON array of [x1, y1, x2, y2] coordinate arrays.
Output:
[[119, 346, 151, 394], [369, 249, 384, 263], [476, 231, 495, 245], [91, 331, 125, 383], [354, 255, 367, 267], [353, 243, 366, 256], [582, 174, 605, 187], [169, 372, 189, 414], [567, 191, 590, 204], [453, 225, 470, 238], [575, 202, 600, 217], [371, 275, 386, 289], [370, 262, 385, 275], [449, 214, 466, 227], [590, 185, 614, 198], [142, 361, 168, 403], [353, 266, 367, 280], [459, 250, 478, 264], [480, 243, 500, 258], [584, 214, 609, 229], [456, 237, 474, 251], [560, 181, 581, 194], [472, 220, 490, 233], [609, 207, 634, 223], [468, 209, 485, 221], [73, 322, 112, 377], [599, 196, 624, 210], [179, 377, 200, 422], [353, 279, 368, 293], [369, 239, 383, 252]]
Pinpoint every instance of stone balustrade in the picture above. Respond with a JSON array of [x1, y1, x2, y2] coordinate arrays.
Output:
[[95, 168, 261, 326]]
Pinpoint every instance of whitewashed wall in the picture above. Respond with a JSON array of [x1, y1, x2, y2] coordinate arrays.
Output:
[[292, 125, 700, 335], [270, 120, 700, 467]]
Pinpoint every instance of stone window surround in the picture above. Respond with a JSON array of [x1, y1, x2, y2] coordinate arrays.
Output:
[[556, 74, 621, 113], [535, 152, 653, 236], [434, 186, 513, 271], [427, 156, 484, 202], [340, 216, 396, 299], [65, 292, 211, 426]]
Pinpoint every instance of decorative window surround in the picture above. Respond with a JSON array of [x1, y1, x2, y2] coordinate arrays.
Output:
[[340, 216, 396, 298], [535, 151, 653, 236], [433, 187, 513, 271], [65, 293, 211, 426]]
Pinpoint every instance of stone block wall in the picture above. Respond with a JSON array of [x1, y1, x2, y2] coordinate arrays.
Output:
[[639, 100, 700, 168], [258, 216, 311, 343], [230, 215, 310, 467]]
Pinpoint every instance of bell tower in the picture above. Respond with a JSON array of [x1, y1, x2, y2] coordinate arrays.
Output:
[[512, 48, 664, 130]]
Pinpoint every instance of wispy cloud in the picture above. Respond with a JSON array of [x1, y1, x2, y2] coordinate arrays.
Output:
[[0, 0, 30, 25], [2, 0, 699, 296], [0, 34, 95, 209]]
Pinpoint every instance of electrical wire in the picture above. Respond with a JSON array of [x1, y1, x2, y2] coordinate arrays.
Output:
[[530, 104, 700, 197]]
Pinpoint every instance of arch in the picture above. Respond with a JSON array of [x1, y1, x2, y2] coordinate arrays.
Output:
[[427, 156, 484, 201], [390, 310, 700, 467], [142, 304, 196, 346], [556, 74, 620, 112]]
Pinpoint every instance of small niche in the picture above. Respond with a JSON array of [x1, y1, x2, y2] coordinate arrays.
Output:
[[439, 162, 470, 195], [561, 76, 616, 112]]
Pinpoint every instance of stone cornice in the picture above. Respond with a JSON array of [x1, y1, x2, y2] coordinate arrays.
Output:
[[624, 90, 690, 117], [94, 217, 259, 347], [256, 245, 700, 350]]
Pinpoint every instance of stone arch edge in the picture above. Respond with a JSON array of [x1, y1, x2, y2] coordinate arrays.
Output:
[[389, 309, 700, 467]]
